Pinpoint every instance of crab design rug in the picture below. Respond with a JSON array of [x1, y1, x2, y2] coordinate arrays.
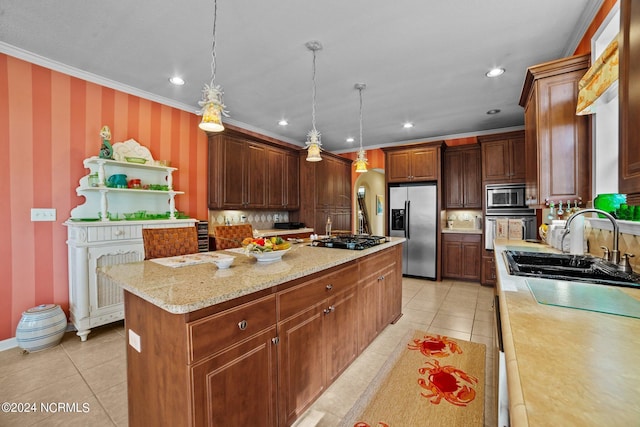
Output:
[[340, 330, 486, 427]]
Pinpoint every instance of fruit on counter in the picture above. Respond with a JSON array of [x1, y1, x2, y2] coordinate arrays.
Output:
[[242, 236, 291, 252]]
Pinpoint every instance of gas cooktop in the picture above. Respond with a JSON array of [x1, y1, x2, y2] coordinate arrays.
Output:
[[311, 235, 387, 250]]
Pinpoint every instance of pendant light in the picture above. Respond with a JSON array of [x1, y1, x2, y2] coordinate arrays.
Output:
[[354, 83, 368, 173], [198, 0, 228, 132], [304, 41, 323, 162]]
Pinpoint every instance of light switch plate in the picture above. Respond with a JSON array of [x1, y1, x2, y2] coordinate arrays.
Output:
[[31, 208, 56, 222], [128, 329, 141, 353]]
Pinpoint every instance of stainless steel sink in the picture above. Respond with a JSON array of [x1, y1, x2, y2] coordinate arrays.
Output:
[[503, 251, 640, 288]]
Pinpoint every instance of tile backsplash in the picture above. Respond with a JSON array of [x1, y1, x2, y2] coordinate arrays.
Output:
[[208, 210, 290, 231]]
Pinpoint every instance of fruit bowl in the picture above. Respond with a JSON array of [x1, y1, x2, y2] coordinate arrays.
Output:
[[248, 248, 290, 263]]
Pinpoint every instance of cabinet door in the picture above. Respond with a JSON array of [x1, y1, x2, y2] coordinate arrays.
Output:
[[315, 158, 334, 207], [535, 72, 590, 205], [208, 137, 222, 208], [378, 263, 399, 330], [285, 152, 300, 209], [461, 241, 481, 280], [191, 327, 278, 427], [267, 149, 286, 209], [411, 148, 438, 181], [277, 305, 325, 426], [386, 151, 411, 182], [481, 255, 497, 286], [444, 150, 464, 209], [619, 0, 640, 198], [481, 140, 511, 183], [463, 147, 482, 208], [246, 143, 267, 208], [510, 136, 526, 182], [442, 238, 462, 278], [325, 287, 358, 384], [220, 137, 247, 208]]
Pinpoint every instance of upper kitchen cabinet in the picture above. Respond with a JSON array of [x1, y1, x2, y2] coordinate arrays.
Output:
[[619, 0, 640, 202], [208, 129, 301, 210], [295, 152, 353, 233], [478, 131, 525, 184], [267, 148, 300, 210], [444, 144, 482, 209], [519, 54, 591, 208], [384, 142, 443, 183]]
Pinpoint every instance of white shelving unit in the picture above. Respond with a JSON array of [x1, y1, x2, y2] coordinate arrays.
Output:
[[66, 155, 196, 341]]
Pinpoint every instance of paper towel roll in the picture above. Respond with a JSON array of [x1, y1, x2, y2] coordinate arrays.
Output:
[[569, 215, 584, 255]]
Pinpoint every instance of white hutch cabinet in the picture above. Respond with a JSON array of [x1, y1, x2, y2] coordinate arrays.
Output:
[[65, 153, 196, 341]]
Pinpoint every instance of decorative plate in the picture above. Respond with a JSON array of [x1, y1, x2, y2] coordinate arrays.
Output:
[[112, 139, 154, 163]]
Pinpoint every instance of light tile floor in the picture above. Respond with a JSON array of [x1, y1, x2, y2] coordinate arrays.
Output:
[[0, 278, 495, 427]]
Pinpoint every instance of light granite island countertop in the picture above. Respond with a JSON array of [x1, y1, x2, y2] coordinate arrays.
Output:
[[493, 239, 640, 427], [100, 237, 405, 314]]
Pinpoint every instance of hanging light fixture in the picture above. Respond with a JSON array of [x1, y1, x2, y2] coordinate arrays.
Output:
[[304, 41, 323, 162], [354, 83, 368, 173], [198, 0, 228, 132]]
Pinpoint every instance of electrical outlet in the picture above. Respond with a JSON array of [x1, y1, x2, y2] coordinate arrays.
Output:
[[31, 208, 56, 222], [128, 329, 141, 353]]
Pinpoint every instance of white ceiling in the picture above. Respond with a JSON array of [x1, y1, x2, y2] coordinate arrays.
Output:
[[0, 0, 602, 152]]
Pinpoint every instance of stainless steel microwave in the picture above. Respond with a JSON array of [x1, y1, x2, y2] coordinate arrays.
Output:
[[486, 184, 526, 209]]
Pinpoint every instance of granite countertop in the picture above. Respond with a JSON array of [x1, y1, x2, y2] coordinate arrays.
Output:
[[441, 228, 482, 234], [253, 227, 314, 237], [494, 239, 640, 426], [100, 237, 404, 315]]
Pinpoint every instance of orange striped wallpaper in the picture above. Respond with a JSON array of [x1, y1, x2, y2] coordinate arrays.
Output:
[[0, 53, 209, 341]]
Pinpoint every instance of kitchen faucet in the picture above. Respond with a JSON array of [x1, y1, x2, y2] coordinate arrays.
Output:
[[561, 208, 620, 264]]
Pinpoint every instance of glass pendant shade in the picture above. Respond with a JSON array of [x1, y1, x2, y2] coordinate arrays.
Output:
[[199, 102, 225, 132], [354, 148, 368, 173], [306, 143, 322, 162]]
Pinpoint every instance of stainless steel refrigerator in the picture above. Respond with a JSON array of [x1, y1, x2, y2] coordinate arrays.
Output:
[[389, 183, 437, 279]]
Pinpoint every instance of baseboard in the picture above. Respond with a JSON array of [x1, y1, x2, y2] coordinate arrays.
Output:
[[0, 337, 18, 352], [0, 322, 76, 353]]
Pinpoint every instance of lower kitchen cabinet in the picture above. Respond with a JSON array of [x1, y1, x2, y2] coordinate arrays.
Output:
[[481, 254, 497, 286], [277, 263, 358, 425], [358, 246, 402, 352], [122, 245, 401, 427], [442, 233, 481, 281]]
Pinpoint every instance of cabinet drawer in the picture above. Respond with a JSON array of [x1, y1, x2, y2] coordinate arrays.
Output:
[[188, 295, 276, 363], [358, 249, 396, 274], [87, 225, 142, 242], [278, 264, 357, 320]]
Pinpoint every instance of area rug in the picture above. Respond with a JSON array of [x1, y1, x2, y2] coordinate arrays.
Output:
[[339, 330, 486, 427]]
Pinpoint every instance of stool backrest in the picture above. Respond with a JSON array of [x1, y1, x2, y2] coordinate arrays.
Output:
[[213, 224, 253, 250], [142, 226, 199, 260]]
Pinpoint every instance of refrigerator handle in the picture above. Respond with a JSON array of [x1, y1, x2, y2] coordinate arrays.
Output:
[[405, 200, 410, 239]]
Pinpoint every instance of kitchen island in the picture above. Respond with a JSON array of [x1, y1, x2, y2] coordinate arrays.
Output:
[[493, 239, 640, 426], [100, 238, 404, 427]]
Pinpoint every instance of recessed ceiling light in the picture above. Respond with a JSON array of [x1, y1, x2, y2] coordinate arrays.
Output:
[[403, 122, 414, 129], [346, 137, 355, 143], [169, 76, 185, 86], [278, 119, 289, 126], [486, 109, 501, 115], [486, 68, 505, 78]]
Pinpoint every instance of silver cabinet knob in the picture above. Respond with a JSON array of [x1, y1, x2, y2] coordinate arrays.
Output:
[[326, 284, 333, 290], [238, 320, 248, 330]]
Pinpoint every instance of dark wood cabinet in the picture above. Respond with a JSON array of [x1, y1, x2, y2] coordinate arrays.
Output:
[[208, 131, 300, 210], [479, 131, 525, 184], [277, 263, 358, 425], [358, 246, 402, 352], [442, 233, 481, 281], [124, 291, 278, 427], [296, 152, 353, 233], [444, 145, 482, 208], [122, 244, 402, 427], [267, 148, 300, 209], [386, 145, 441, 183], [619, 0, 640, 202], [481, 254, 497, 286], [519, 54, 591, 208]]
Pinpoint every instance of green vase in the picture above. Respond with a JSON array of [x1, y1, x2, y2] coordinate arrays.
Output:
[[593, 194, 626, 218]]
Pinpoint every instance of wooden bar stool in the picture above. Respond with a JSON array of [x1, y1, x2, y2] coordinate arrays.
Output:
[[212, 224, 254, 250], [142, 226, 199, 260]]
